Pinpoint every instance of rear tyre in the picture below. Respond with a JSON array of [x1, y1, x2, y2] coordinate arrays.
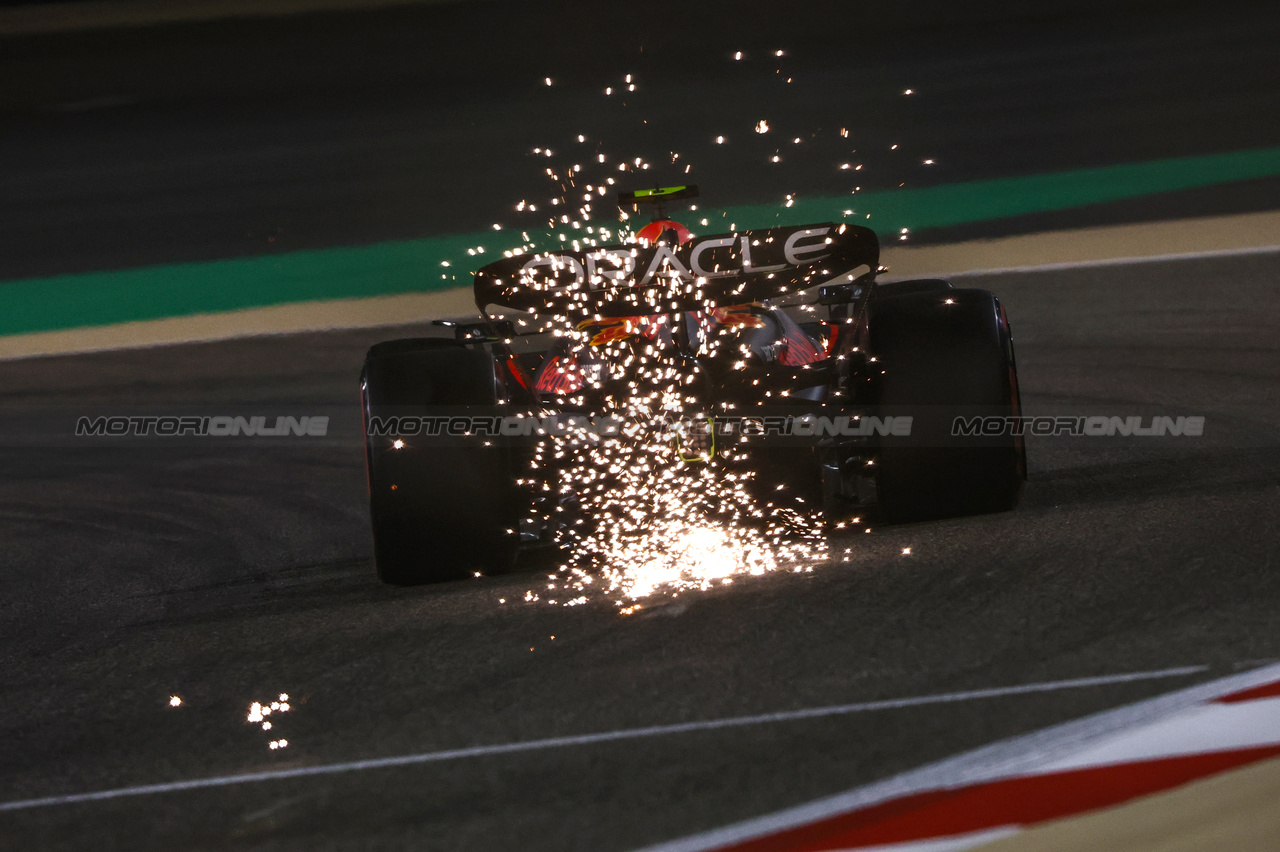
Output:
[[868, 287, 1025, 522], [361, 338, 519, 585]]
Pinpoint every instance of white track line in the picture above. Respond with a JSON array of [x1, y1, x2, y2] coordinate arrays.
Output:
[[943, 243, 1280, 278], [6, 232, 1276, 363], [0, 665, 1205, 813], [1038, 696, 1280, 771], [632, 661, 1280, 852]]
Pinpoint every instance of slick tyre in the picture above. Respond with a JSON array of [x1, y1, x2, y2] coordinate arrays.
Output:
[[868, 287, 1025, 522], [361, 338, 519, 585]]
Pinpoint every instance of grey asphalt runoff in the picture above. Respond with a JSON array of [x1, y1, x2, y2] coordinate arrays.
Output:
[[1, 1, 1279, 280], [1, 249, 1278, 850]]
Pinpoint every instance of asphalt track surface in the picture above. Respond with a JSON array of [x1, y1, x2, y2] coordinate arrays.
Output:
[[1, 247, 1278, 849], [2, 2, 1280, 849]]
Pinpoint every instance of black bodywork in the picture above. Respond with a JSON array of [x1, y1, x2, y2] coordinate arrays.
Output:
[[361, 221, 1024, 583]]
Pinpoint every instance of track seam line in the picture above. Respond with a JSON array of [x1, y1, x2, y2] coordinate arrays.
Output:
[[942, 242, 1280, 278], [0, 665, 1206, 813]]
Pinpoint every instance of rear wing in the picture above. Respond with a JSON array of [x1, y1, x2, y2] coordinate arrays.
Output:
[[473, 222, 879, 318]]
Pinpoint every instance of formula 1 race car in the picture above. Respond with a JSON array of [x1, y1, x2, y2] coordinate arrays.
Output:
[[361, 186, 1025, 584]]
